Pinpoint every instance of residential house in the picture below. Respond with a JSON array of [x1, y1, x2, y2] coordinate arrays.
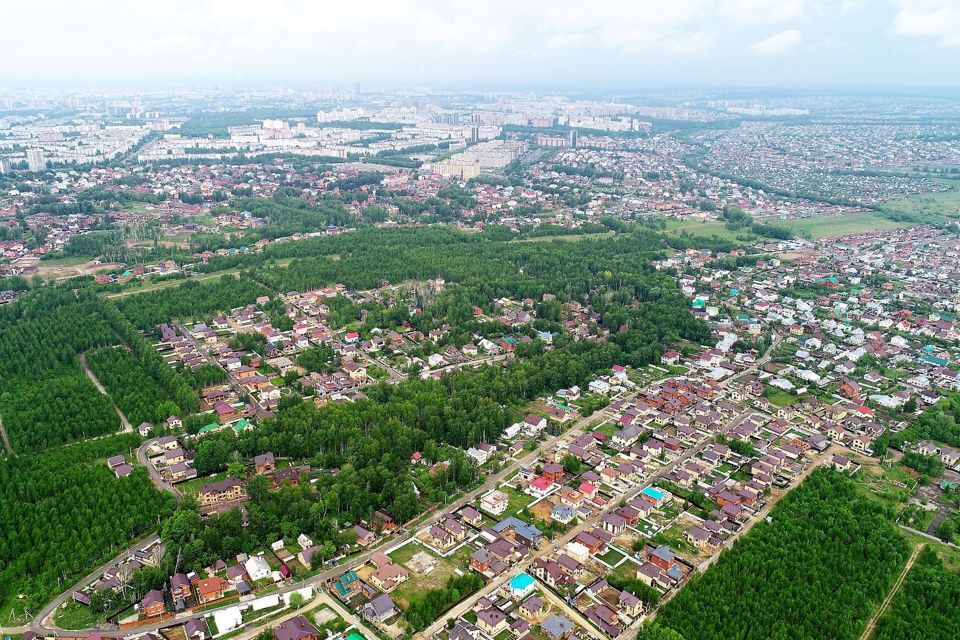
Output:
[[363, 594, 397, 622], [140, 589, 165, 618], [274, 615, 319, 640]]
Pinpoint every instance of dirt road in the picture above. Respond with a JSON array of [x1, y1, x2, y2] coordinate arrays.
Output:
[[858, 543, 924, 640]]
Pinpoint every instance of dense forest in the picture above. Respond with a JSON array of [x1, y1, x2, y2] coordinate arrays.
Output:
[[0, 434, 175, 613], [655, 469, 910, 640], [86, 347, 184, 426], [0, 373, 119, 452], [235, 227, 709, 365], [0, 289, 120, 451], [232, 193, 356, 238], [97, 299, 201, 414], [115, 274, 269, 330], [873, 547, 960, 640], [0, 286, 207, 451]]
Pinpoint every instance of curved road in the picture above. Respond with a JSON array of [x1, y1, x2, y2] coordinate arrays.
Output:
[[28, 349, 778, 638], [28, 439, 183, 636], [136, 437, 185, 502], [29, 402, 615, 637]]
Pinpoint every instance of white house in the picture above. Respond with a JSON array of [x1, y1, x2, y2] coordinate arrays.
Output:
[[480, 489, 509, 516], [466, 447, 491, 465], [589, 380, 611, 395], [244, 555, 271, 582], [297, 533, 314, 549]]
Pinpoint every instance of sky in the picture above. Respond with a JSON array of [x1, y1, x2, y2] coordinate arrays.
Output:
[[6, 0, 960, 89]]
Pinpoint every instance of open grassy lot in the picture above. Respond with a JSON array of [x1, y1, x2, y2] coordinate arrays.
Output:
[[882, 183, 960, 223], [779, 212, 914, 239], [178, 471, 228, 497], [389, 549, 458, 609], [514, 231, 616, 243], [663, 219, 758, 243], [449, 542, 477, 571], [897, 527, 960, 572], [107, 269, 239, 298], [597, 547, 626, 566], [764, 389, 800, 407], [388, 542, 420, 566], [499, 485, 535, 518], [652, 522, 699, 557], [53, 600, 102, 630], [854, 458, 916, 512]]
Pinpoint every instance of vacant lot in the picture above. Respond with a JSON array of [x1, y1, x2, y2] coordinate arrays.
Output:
[[779, 212, 914, 239], [389, 549, 457, 609], [882, 184, 960, 223], [663, 219, 757, 243], [34, 257, 122, 280]]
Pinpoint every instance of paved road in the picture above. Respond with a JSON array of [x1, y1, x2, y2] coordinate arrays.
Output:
[[926, 504, 951, 537], [173, 321, 264, 413], [28, 439, 184, 636], [137, 438, 185, 502], [316, 590, 380, 640], [423, 353, 512, 378], [30, 534, 163, 635], [898, 524, 960, 549], [718, 333, 782, 390], [358, 351, 406, 384]]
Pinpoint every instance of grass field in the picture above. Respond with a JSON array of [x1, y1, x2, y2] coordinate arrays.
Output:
[[106, 269, 239, 298], [778, 212, 915, 239], [854, 458, 916, 512], [764, 389, 800, 407], [882, 186, 960, 223], [897, 527, 960, 572], [499, 486, 535, 518], [514, 231, 616, 243], [665, 211, 919, 242], [41, 255, 95, 267], [388, 542, 420, 566], [597, 547, 626, 566], [122, 201, 159, 214], [663, 219, 757, 243], [54, 600, 103, 629], [178, 471, 227, 497], [390, 550, 457, 609]]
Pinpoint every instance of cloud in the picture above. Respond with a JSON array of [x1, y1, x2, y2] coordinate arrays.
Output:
[[1, 0, 958, 86], [892, 0, 960, 47], [719, 0, 805, 24], [748, 29, 805, 54]]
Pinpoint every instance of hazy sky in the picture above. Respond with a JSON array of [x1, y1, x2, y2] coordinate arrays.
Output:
[[7, 0, 960, 88]]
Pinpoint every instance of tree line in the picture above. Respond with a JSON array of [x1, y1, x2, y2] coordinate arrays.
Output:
[[0, 433, 175, 614], [655, 469, 910, 640]]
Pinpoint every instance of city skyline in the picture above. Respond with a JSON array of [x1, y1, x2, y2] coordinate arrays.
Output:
[[5, 0, 960, 89]]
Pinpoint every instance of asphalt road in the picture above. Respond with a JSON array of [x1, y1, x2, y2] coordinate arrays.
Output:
[[30, 398, 616, 637], [29, 346, 779, 638]]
